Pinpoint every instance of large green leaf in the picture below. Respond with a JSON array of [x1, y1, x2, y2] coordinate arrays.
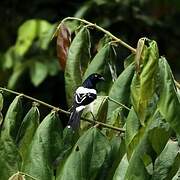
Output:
[[65, 26, 91, 106], [113, 154, 129, 180], [16, 105, 40, 161], [0, 95, 22, 179], [56, 127, 111, 180], [125, 107, 140, 153], [131, 39, 159, 126], [83, 43, 117, 94], [1, 95, 23, 141], [22, 111, 63, 180], [152, 140, 180, 180], [157, 57, 180, 135], [107, 62, 135, 123], [0, 138, 22, 180]]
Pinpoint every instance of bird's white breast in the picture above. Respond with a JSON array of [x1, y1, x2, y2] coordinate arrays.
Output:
[[76, 87, 97, 95]]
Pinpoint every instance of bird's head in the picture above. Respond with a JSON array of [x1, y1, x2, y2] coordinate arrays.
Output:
[[82, 73, 105, 89]]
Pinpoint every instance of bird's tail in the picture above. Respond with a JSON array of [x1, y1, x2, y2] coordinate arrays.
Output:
[[67, 108, 82, 130]]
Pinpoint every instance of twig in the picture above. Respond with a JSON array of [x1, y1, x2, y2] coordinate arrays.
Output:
[[0, 87, 125, 133], [0, 87, 69, 114], [175, 80, 180, 89], [108, 97, 131, 111], [81, 117, 125, 132], [54, 17, 136, 53]]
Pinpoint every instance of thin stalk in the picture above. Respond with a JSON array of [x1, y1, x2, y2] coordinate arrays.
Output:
[[108, 97, 131, 111], [56, 17, 136, 53], [0, 87, 125, 132]]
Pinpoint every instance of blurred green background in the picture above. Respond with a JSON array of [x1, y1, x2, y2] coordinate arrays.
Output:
[[0, 0, 180, 121]]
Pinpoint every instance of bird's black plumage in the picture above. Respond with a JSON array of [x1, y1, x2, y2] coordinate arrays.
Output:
[[67, 73, 104, 130]]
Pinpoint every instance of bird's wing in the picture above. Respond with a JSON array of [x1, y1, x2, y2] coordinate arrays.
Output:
[[75, 87, 97, 106]]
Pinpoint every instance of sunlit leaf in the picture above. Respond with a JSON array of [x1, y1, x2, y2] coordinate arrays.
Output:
[[15, 20, 53, 56], [56, 23, 71, 70], [29, 61, 48, 87], [131, 39, 159, 125], [65, 26, 91, 106]]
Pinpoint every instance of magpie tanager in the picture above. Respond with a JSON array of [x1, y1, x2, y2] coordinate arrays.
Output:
[[67, 73, 105, 130]]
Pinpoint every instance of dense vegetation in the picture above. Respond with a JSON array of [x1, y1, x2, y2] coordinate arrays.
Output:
[[0, 0, 180, 179]]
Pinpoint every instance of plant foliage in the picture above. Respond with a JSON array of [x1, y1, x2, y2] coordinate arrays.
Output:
[[0, 18, 180, 180]]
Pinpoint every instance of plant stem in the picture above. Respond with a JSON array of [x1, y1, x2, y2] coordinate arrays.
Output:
[[108, 97, 131, 111], [0, 87, 125, 132], [58, 17, 136, 53], [0, 87, 69, 114]]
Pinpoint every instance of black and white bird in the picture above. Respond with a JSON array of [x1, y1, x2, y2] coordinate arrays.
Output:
[[67, 73, 104, 130]]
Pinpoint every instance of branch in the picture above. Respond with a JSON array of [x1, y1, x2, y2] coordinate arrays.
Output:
[[0, 87, 125, 133], [55, 17, 136, 53]]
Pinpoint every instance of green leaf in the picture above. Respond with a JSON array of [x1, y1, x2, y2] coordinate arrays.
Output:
[[0, 138, 22, 180], [15, 19, 53, 56], [65, 26, 91, 106], [125, 107, 140, 151], [0, 96, 22, 179], [131, 39, 159, 126], [152, 140, 180, 180], [124, 53, 135, 69], [157, 57, 180, 135], [16, 105, 40, 160], [30, 61, 48, 86], [83, 43, 117, 94], [22, 111, 63, 180], [107, 62, 135, 123], [1, 95, 23, 141], [8, 63, 28, 89], [56, 127, 111, 180], [113, 154, 129, 180]]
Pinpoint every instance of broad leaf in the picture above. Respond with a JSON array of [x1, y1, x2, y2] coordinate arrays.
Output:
[[0, 138, 22, 180], [107, 62, 135, 123], [113, 154, 129, 180], [1, 95, 23, 141], [16, 105, 40, 160], [65, 26, 91, 106], [56, 127, 111, 180], [152, 140, 180, 180], [158, 57, 180, 135], [22, 111, 63, 180], [131, 39, 159, 125]]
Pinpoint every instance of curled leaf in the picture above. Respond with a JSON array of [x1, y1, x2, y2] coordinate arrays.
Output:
[[56, 23, 71, 70]]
